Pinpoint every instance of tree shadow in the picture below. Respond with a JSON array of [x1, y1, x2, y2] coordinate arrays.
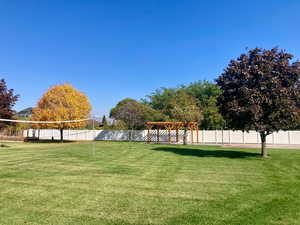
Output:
[[0, 144, 10, 148], [24, 138, 76, 143], [152, 146, 260, 159]]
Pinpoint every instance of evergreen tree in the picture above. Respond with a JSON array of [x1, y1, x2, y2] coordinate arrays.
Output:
[[102, 115, 108, 126]]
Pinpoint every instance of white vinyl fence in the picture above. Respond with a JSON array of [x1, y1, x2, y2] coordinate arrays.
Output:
[[24, 129, 300, 145]]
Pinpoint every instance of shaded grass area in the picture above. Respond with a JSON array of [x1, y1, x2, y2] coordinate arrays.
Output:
[[0, 142, 299, 225], [152, 146, 261, 158]]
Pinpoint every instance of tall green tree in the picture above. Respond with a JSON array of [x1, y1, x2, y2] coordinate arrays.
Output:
[[217, 48, 300, 157], [143, 81, 224, 129], [0, 79, 19, 129], [169, 91, 203, 145], [142, 88, 178, 118], [183, 81, 224, 129]]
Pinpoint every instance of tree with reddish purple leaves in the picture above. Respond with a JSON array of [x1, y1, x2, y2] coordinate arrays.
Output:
[[0, 79, 19, 128], [216, 48, 300, 157]]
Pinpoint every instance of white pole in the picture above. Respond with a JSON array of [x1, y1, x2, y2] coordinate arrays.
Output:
[[221, 129, 224, 144], [93, 119, 95, 141], [215, 130, 217, 144]]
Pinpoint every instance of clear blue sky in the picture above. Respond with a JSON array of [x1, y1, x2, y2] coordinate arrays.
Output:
[[1, 0, 300, 116]]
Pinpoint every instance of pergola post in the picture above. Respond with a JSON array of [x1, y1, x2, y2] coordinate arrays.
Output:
[[147, 125, 151, 143], [165, 124, 172, 144], [146, 122, 198, 145]]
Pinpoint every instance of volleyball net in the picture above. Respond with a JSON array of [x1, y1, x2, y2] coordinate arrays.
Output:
[[0, 118, 90, 124], [0, 118, 93, 141]]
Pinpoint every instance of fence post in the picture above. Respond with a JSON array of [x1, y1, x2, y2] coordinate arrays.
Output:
[[221, 129, 224, 144], [288, 131, 291, 145], [229, 130, 231, 144], [243, 131, 245, 144], [215, 130, 217, 144]]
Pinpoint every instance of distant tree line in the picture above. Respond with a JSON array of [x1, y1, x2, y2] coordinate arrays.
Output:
[[2, 47, 300, 156], [109, 80, 223, 130], [108, 47, 300, 156]]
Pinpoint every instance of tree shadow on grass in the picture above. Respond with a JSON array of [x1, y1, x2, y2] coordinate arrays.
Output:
[[0, 144, 10, 148], [152, 146, 260, 159], [24, 139, 76, 143]]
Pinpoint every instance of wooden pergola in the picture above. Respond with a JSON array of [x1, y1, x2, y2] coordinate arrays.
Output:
[[146, 121, 199, 144]]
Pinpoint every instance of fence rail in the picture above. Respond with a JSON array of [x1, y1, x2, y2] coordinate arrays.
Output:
[[24, 129, 300, 145]]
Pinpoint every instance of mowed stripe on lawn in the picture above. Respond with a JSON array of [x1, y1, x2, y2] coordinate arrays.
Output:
[[0, 142, 299, 225]]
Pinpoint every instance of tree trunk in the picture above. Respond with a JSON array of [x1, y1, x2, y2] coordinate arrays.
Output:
[[183, 128, 187, 145], [127, 129, 133, 142], [260, 132, 267, 157], [60, 128, 63, 142], [130, 128, 133, 142]]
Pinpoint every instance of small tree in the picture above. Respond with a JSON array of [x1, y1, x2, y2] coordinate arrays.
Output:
[[110, 98, 166, 140], [101, 115, 108, 127], [111, 100, 144, 141], [169, 91, 203, 145], [110, 98, 166, 127], [32, 84, 91, 141], [0, 79, 19, 128], [217, 48, 300, 157]]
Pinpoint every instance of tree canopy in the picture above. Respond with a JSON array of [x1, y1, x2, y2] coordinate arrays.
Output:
[[142, 88, 178, 118], [216, 47, 300, 157], [0, 79, 19, 128], [143, 81, 223, 129], [32, 84, 92, 141], [169, 91, 203, 144], [110, 98, 166, 130], [182, 81, 224, 129]]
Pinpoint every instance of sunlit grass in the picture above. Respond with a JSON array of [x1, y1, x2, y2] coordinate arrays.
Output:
[[0, 141, 299, 225]]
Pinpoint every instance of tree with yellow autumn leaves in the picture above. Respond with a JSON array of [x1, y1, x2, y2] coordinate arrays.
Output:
[[31, 84, 91, 141]]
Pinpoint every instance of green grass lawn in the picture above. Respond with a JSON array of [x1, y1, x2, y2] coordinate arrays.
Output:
[[0, 141, 300, 225]]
